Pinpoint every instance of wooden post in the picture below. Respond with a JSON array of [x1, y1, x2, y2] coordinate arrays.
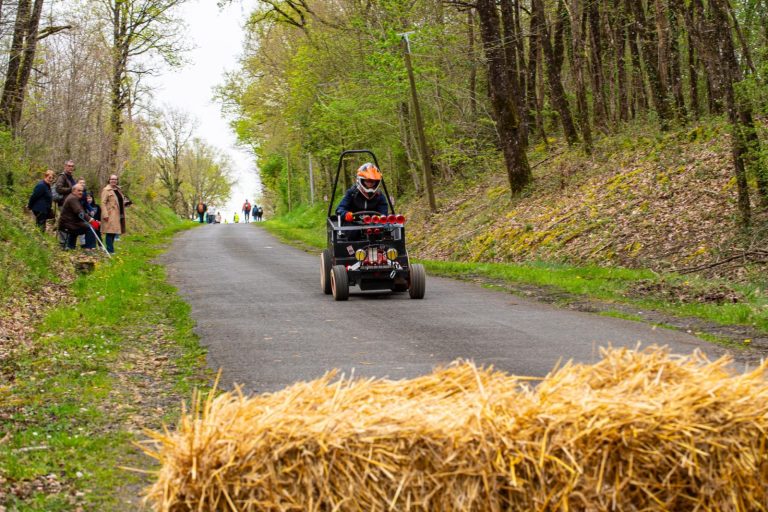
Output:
[[401, 34, 436, 212], [286, 156, 292, 212], [308, 154, 315, 205]]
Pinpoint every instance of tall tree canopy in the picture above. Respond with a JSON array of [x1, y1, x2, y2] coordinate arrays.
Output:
[[0, 0, 232, 215], [222, 0, 768, 225]]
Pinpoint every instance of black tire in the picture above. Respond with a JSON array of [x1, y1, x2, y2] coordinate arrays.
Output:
[[408, 264, 426, 299], [331, 265, 349, 301], [320, 249, 333, 295]]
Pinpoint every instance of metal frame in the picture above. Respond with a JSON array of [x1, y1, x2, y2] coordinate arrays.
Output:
[[327, 149, 396, 218]]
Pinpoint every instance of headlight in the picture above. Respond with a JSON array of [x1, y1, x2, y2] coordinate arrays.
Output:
[[386, 248, 398, 260], [355, 249, 366, 261]]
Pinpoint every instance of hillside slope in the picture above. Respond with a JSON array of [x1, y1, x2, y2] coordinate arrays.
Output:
[[0, 197, 184, 364], [403, 119, 768, 283]]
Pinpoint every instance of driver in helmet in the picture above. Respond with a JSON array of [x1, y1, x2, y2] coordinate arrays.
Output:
[[336, 162, 388, 221]]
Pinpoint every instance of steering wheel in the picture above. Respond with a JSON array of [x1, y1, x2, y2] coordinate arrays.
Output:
[[352, 210, 383, 219]]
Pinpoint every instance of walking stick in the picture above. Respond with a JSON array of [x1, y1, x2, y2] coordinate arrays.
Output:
[[86, 222, 111, 258]]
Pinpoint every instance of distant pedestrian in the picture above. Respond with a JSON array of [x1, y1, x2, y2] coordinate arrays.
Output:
[[196, 201, 207, 223], [256, 206, 263, 221], [101, 174, 130, 254], [215, 211, 222, 224], [242, 199, 252, 223], [234, 212, 240, 223], [27, 169, 55, 231], [59, 184, 99, 250]]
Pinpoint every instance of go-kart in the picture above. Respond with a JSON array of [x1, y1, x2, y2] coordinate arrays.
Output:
[[320, 149, 426, 301]]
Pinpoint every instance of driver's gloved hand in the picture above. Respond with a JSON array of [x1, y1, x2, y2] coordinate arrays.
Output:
[[344, 212, 354, 222]]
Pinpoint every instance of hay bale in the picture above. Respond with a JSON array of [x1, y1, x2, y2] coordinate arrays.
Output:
[[143, 348, 768, 511]]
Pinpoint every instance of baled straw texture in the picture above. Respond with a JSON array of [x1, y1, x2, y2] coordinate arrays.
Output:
[[143, 347, 768, 511]]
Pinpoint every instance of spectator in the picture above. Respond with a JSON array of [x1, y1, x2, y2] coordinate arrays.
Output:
[[234, 212, 240, 223], [74, 178, 92, 247], [101, 174, 130, 254], [53, 160, 76, 206], [59, 184, 99, 250], [257, 206, 263, 221], [27, 170, 55, 231], [215, 211, 222, 224], [53, 160, 77, 248], [242, 199, 251, 223], [82, 192, 101, 249], [196, 201, 207, 223]]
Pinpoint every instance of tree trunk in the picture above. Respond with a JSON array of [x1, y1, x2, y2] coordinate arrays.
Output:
[[10, 0, 44, 131], [727, 2, 756, 76], [613, 0, 630, 122], [467, 10, 478, 121], [534, 0, 579, 145], [475, 0, 531, 194], [628, 0, 672, 130], [110, 2, 124, 175], [626, 4, 648, 116], [526, 0, 541, 137], [687, 30, 699, 118], [587, 1, 608, 130], [0, 0, 31, 132], [568, 0, 592, 152], [500, 0, 528, 146], [667, 0, 687, 120]]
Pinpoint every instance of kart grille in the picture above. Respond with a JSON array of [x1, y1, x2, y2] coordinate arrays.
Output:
[[363, 246, 389, 267]]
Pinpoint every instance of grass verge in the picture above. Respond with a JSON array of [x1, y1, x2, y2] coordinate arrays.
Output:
[[260, 210, 768, 339], [0, 220, 209, 511]]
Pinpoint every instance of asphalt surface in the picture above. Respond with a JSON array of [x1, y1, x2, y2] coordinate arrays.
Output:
[[161, 223, 718, 393]]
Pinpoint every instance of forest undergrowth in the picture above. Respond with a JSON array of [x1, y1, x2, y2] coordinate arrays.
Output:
[[405, 118, 768, 283]]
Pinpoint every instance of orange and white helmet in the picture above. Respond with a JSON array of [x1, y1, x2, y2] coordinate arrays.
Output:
[[356, 163, 382, 199]]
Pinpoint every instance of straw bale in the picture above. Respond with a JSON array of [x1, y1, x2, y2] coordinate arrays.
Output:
[[144, 347, 768, 511]]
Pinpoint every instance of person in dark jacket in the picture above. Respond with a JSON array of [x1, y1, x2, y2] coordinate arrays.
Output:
[[335, 162, 388, 220], [59, 184, 99, 250], [53, 160, 76, 206], [53, 160, 77, 247], [27, 170, 55, 230]]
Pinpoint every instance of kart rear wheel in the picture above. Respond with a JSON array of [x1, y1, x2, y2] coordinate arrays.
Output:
[[320, 249, 333, 295], [331, 265, 349, 301], [408, 264, 426, 299]]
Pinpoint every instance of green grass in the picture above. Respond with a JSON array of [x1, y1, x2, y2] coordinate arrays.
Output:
[[0, 198, 60, 301], [261, 203, 326, 248], [425, 260, 768, 332], [262, 210, 768, 337], [0, 215, 208, 511]]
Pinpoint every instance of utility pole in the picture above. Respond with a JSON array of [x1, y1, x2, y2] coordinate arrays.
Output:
[[308, 154, 315, 205], [400, 33, 436, 212]]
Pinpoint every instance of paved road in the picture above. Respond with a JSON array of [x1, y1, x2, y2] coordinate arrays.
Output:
[[161, 224, 718, 393]]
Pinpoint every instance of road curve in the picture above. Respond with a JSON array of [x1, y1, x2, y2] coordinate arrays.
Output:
[[160, 223, 717, 393]]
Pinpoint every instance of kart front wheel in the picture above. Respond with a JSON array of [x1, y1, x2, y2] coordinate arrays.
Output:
[[331, 265, 349, 301], [408, 264, 426, 299], [320, 249, 333, 295]]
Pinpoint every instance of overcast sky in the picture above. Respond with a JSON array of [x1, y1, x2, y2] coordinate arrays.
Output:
[[149, 0, 260, 219]]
